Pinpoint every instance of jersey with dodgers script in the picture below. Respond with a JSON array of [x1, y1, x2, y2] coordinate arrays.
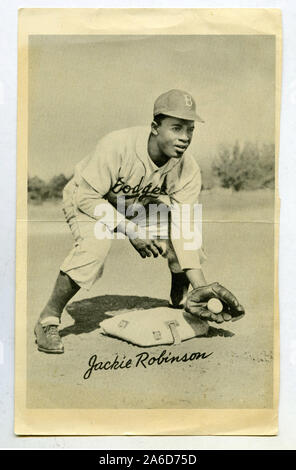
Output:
[[77, 126, 201, 201], [69, 126, 202, 229]]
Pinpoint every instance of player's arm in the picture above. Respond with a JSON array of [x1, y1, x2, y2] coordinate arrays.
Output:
[[76, 134, 127, 231], [77, 181, 162, 257], [168, 161, 207, 285], [184, 268, 207, 289], [169, 160, 245, 322], [76, 177, 126, 230], [77, 134, 138, 233], [78, 135, 163, 258]]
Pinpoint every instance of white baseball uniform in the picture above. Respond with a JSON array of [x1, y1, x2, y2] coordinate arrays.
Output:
[[61, 126, 206, 290]]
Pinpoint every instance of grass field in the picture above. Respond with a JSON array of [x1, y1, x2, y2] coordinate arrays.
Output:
[[26, 189, 275, 409]]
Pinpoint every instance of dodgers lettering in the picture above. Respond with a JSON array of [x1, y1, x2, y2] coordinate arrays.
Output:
[[111, 176, 167, 200]]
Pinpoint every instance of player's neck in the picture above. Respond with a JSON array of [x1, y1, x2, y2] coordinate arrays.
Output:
[[147, 134, 170, 167]]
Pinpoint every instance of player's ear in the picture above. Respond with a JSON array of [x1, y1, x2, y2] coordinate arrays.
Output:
[[151, 120, 159, 136]]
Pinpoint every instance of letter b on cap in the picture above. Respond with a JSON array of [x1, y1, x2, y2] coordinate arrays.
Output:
[[184, 94, 193, 107]]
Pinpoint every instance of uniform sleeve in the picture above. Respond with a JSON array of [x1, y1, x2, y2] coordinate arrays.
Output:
[[81, 133, 121, 196], [170, 163, 202, 205], [75, 177, 126, 232], [168, 160, 206, 270], [77, 134, 126, 231]]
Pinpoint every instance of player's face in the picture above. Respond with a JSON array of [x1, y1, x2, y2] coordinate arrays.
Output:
[[155, 117, 195, 159]]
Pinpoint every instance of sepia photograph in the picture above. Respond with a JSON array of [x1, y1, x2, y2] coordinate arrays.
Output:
[[15, 8, 281, 435]]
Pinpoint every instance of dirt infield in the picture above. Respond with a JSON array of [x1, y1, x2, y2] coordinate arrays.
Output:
[[26, 189, 275, 409]]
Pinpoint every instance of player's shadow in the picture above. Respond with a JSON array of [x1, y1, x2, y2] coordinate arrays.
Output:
[[59, 295, 170, 337], [207, 326, 235, 338]]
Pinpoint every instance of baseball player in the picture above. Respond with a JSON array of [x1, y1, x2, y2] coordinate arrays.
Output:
[[34, 89, 245, 353]]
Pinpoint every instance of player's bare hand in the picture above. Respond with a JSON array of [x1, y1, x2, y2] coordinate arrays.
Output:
[[129, 237, 163, 258], [185, 282, 245, 324]]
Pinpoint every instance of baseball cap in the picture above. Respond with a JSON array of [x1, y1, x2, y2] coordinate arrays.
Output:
[[153, 89, 204, 123]]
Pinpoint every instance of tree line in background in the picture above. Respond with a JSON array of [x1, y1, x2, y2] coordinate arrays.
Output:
[[28, 142, 275, 203], [211, 141, 275, 191], [28, 173, 73, 204]]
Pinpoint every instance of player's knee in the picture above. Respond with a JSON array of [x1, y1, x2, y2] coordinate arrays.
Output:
[[78, 236, 112, 259]]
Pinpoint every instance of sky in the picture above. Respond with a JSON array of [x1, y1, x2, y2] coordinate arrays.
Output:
[[28, 34, 275, 179]]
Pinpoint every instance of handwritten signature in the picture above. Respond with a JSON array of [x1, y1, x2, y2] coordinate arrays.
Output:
[[83, 349, 213, 379]]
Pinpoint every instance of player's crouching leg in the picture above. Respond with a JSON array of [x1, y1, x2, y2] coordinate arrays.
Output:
[[34, 234, 112, 353], [161, 239, 189, 308], [34, 271, 80, 354]]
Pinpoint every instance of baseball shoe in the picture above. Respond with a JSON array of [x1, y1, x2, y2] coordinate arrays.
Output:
[[169, 272, 190, 309], [34, 319, 64, 354]]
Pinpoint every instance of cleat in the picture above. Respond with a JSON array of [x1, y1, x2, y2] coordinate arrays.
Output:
[[34, 320, 64, 354]]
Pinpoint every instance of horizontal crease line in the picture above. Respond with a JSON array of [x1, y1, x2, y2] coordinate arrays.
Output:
[[18, 219, 276, 224], [201, 220, 276, 224]]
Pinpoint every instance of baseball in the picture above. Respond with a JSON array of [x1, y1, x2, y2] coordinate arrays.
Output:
[[207, 298, 223, 314]]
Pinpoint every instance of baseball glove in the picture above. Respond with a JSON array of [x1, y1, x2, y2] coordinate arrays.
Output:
[[185, 282, 245, 324]]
